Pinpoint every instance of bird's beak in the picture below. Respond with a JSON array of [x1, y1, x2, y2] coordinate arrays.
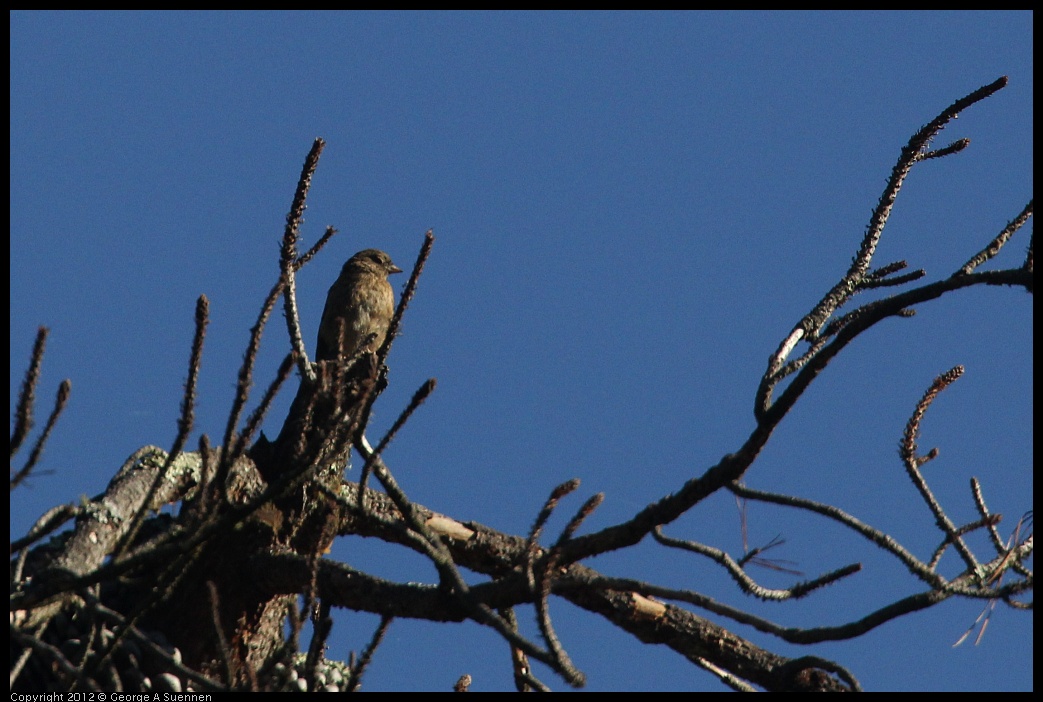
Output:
[[390, 264, 404, 274]]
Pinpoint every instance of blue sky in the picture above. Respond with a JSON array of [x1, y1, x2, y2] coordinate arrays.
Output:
[[10, 11, 1032, 692]]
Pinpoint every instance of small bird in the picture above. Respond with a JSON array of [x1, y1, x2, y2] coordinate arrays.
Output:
[[315, 249, 403, 363]]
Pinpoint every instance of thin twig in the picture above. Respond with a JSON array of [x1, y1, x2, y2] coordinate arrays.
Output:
[[10, 326, 48, 459]]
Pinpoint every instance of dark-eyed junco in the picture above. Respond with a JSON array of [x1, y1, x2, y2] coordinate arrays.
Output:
[[315, 249, 403, 363]]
